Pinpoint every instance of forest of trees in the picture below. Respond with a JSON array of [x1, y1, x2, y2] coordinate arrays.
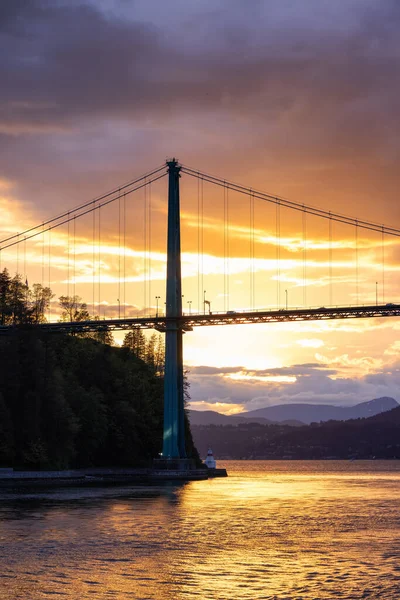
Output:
[[0, 269, 53, 326], [0, 269, 199, 469]]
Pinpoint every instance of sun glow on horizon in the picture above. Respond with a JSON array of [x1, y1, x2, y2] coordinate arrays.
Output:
[[227, 373, 297, 384], [188, 401, 245, 415]]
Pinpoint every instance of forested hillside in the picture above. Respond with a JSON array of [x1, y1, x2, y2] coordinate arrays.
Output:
[[0, 269, 198, 469], [192, 408, 400, 460]]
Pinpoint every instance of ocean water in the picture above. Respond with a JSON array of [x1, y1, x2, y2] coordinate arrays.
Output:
[[0, 460, 399, 599]]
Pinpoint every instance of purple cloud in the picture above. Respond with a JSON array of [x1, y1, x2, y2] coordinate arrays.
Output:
[[187, 361, 400, 409]]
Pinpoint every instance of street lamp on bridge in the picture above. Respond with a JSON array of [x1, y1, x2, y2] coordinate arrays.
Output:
[[155, 295, 160, 317], [285, 289, 288, 310], [187, 300, 192, 314], [117, 298, 120, 319]]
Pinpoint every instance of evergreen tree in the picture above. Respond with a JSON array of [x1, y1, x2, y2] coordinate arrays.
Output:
[[0, 268, 12, 325], [9, 274, 29, 324], [122, 327, 147, 359]]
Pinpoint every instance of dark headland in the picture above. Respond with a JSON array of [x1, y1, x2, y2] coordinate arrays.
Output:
[[0, 317, 225, 483]]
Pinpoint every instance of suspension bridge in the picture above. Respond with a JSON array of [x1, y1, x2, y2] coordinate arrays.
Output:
[[0, 159, 399, 463]]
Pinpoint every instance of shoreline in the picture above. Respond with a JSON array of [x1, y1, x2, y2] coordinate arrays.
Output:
[[0, 466, 227, 486]]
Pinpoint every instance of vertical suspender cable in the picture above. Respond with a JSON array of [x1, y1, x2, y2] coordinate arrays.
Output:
[[197, 175, 200, 312], [143, 180, 147, 312], [201, 178, 204, 313], [303, 208, 307, 307], [118, 192, 121, 319], [48, 229, 51, 320], [16, 234, 19, 275], [227, 185, 230, 311], [67, 215, 70, 298], [355, 221, 359, 304], [252, 192, 255, 309], [123, 192, 126, 318], [249, 189, 253, 310], [382, 225, 385, 304], [276, 201, 280, 308], [42, 224, 45, 286], [329, 213, 332, 306], [73, 216, 76, 299], [92, 207, 95, 315], [24, 237, 27, 305], [98, 205, 101, 317], [223, 182, 227, 312], [149, 181, 152, 312]]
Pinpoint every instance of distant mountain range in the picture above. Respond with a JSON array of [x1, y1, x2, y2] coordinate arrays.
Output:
[[188, 409, 303, 427], [191, 403, 400, 460], [189, 397, 398, 426]]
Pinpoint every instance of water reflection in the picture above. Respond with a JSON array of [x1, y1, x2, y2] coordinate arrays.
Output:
[[1, 461, 400, 599]]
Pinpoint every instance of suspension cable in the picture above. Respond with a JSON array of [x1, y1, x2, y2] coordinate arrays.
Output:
[[0, 165, 166, 246], [181, 165, 400, 238], [0, 172, 167, 252]]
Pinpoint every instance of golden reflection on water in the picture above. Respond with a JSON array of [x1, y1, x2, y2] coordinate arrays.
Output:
[[1, 461, 400, 599]]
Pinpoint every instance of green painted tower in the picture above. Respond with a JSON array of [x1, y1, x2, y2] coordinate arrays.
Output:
[[161, 158, 186, 459]]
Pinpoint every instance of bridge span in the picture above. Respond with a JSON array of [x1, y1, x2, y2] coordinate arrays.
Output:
[[1, 303, 398, 335], [1, 158, 399, 464]]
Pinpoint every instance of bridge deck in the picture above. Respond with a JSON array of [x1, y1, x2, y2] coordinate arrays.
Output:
[[0, 304, 398, 334]]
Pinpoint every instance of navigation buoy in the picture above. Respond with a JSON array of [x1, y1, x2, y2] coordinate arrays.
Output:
[[204, 448, 216, 469]]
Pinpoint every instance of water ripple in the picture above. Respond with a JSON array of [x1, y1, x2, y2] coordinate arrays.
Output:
[[0, 460, 399, 599]]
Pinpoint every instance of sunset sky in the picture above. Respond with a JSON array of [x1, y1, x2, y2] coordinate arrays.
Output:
[[1, 0, 399, 413]]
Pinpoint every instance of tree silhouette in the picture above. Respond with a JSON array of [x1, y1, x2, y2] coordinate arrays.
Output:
[[59, 295, 90, 322]]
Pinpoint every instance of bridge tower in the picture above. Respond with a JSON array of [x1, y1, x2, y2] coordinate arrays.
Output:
[[161, 158, 186, 460]]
